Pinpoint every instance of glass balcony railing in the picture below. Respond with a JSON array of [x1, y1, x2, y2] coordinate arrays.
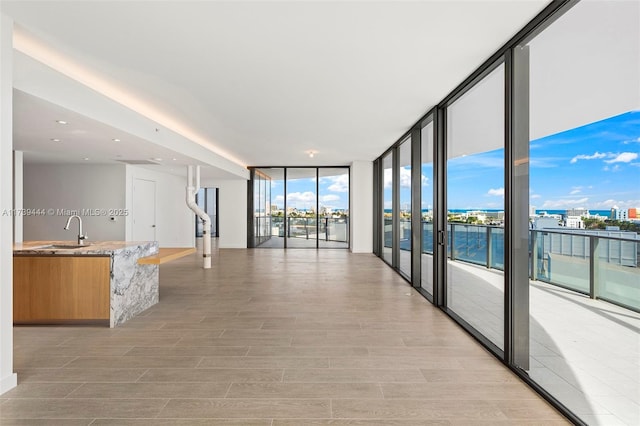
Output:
[[261, 216, 349, 243], [384, 219, 640, 312]]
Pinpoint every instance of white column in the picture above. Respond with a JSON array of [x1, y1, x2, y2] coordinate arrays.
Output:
[[0, 14, 18, 394], [350, 161, 373, 253], [216, 179, 247, 248], [13, 150, 23, 242]]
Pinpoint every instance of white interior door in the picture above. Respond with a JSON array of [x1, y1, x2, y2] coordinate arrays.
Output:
[[132, 178, 156, 241]]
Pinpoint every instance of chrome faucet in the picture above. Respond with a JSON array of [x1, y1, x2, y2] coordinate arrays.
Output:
[[64, 215, 87, 245]]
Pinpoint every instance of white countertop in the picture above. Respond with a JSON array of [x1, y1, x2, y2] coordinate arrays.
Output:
[[13, 240, 157, 255]]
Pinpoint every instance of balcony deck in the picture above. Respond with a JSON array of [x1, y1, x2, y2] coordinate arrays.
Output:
[[446, 258, 640, 425]]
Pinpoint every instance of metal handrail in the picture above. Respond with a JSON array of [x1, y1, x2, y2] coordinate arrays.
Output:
[[383, 219, 639, 312]]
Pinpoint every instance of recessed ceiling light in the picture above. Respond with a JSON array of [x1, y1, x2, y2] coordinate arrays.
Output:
[[112, 138, 121, 142], [83, 157, 90, 161], [307, 150, 317, 158], [152, 157, 162, 162], [172, 158, 177, 161], [50, 138, 61, 142], [56, 120, 68, 125]]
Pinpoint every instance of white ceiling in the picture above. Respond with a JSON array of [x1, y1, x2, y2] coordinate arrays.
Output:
[[3, 0, 551, 175], [13, 89, 203, 167]]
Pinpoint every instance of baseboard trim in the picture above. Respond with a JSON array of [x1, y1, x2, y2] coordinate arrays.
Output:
[[0, 372, 17, 395]]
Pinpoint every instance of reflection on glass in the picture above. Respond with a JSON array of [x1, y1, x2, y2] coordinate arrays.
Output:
[[446, 63, 505, 351], [382, 152, 393, 264]]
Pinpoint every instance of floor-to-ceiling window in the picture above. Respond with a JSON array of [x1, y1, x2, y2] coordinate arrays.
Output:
[[381, 152, 393, 264], [521, 1, 640, 423], [398, 137, 412, 278], [318, 168, 350, 249], [286, 168, 318, 249], [253, 170, 270, 246], [250, 168, 284, 248], [420, 120, 434, 296], [372, 3, 640, 424], [446, 62, 505, 352], [249, 166, 349, 249]]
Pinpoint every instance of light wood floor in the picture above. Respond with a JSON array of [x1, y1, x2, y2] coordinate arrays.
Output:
[[2, 247, 569, 424]]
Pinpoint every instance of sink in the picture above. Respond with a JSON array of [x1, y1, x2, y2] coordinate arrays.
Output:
[[40, 244, 91, 249]]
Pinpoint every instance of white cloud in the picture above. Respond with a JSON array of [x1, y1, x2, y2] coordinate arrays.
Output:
[[569, 186, 582, 195], [319, 194, 340, 203], [384, 168, 392, 188], [399, 167, 411, 188], [623, 137, 640, 144], [383, 167, 414, 188], [421, 175, 429, 187], [325, 174, 349, 193], [570, 152, 607, 164], [591, 199, 640, 210], [541, 197, 589, 209], [487, 188, 504, 197], [604, 152, 638, 164], [531, 194, 542, 199], [287, 191, 316, 207], [603, 165, 622, 172], [274, 195, 284, 204]]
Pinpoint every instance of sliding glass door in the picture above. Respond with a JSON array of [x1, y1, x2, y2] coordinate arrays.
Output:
[[445, 63, 505, 352], [398, 138, 412, 279], [420, 121, 434, 296], [381, 152, 393, 264]]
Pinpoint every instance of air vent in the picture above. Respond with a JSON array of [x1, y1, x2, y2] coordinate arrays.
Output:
[[117, 159, 160, 165]]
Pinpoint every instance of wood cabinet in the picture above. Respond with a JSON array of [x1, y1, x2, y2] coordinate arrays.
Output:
[[13, 255, 111, 324]]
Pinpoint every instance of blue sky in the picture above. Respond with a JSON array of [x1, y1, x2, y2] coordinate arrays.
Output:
[[389, 110, 640, 211], [271, 172, 349, 211], [273, 111, 639, 213]]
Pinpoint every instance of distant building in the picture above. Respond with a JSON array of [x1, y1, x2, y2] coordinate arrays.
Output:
[[616, 209, 629, 221], [564, 215, 584, 229], [533, 217, 561, 230], [566, 208, 589, 217], [629, 208, 637, 219]]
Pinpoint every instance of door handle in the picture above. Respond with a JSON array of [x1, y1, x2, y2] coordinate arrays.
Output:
[[438, 230, 445, 245]]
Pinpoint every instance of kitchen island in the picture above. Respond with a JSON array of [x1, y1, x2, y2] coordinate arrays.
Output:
[[13, 241, 159, 327]]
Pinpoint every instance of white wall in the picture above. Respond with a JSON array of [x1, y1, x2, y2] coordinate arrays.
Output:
[[0, 13, 18, 395], [205, 178, 247, 248], [23, 164, 126, 242], [125, 166, 195, 247], [350, 161, 373, 253]]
